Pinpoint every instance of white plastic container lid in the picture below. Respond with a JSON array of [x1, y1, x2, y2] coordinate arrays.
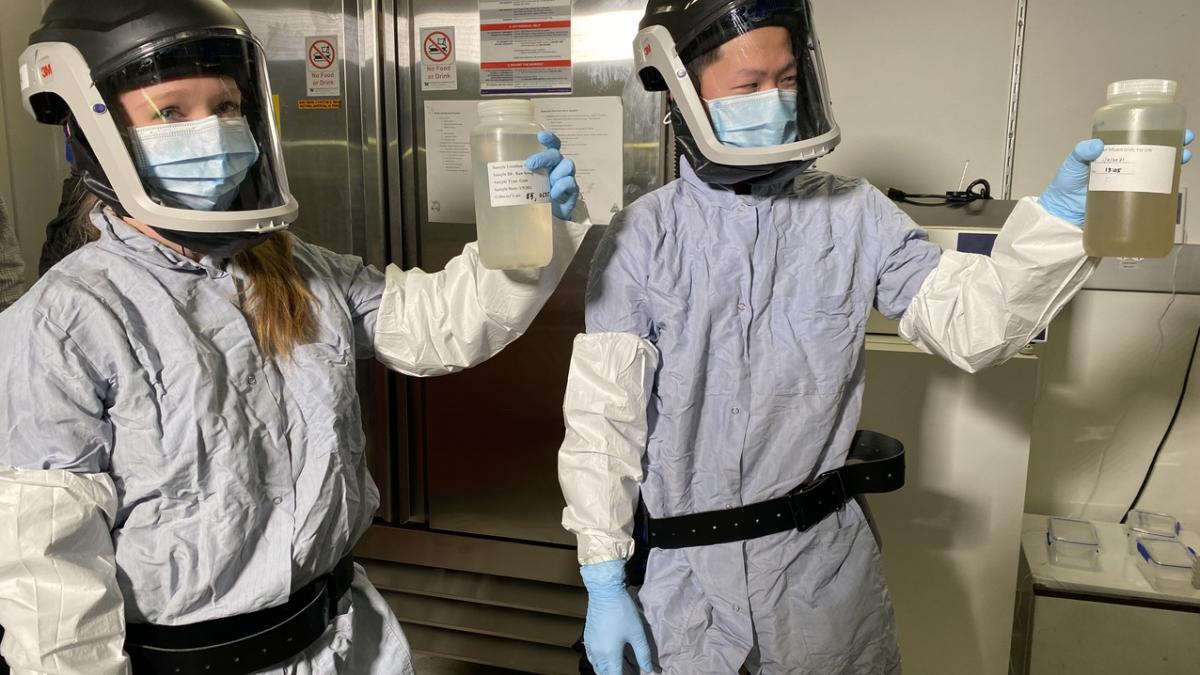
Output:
[[1107, 78, 1177, 99], [1136, 536, 1195, 570], [1048, 517, 1100, 546], [1126, 509, 1181, 539], [478, 98, 535, 119]]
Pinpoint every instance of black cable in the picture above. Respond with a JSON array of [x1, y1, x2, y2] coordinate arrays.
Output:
[[1122, 322, 1200, 522], [887, 177, 992, 206]]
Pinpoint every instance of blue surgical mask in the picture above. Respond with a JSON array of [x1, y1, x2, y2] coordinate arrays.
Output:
[[705, 88, 799, 148], [129, 115, 261, 211]]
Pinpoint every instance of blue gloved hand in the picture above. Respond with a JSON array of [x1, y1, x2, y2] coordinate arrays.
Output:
[[525, 130, 579, 221], [580, 560, 654, 675], [1040, 129, 1194, 225], [1039, 138, 1106, 225]]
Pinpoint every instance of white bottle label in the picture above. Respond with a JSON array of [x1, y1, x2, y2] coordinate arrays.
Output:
[[1088, 144, 1177, 194], [487, 160, 551, 208]]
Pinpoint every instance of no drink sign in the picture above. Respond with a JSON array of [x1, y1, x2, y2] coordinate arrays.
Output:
[[420, 27, 458, 91], [305, 35, 341, 97]]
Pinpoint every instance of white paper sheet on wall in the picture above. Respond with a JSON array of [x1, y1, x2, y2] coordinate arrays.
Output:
[[424, 100, 479, 224], [534, 97, 623, 224], [423, 97, 624, 225]]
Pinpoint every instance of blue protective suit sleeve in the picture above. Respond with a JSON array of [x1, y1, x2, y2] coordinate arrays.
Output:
[[0, 193, 25, 311], [583, 206, 656, 338], [0, 297, 113, 473], [861, 185, 943, 321], [346, 262, 385, 360]]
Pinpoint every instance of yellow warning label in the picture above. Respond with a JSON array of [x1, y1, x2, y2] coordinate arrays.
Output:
[[297, 99, 343, 110]]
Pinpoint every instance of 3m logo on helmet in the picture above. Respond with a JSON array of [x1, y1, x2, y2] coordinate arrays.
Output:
[[39, 63, 53, 79], [643, 43, 652, 57]]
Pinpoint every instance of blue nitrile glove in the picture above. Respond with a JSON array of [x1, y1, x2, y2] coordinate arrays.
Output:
[[580, 560, 654, 675], [525, 130, 579, 221], [1039, 139, 1106, 225], [1040, 129, 1194, 225]]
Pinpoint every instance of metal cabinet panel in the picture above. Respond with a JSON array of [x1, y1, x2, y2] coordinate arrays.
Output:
[[404, 0, 665, 544], [1029, 596, 1200, 674], [233, 0, 396, 519]]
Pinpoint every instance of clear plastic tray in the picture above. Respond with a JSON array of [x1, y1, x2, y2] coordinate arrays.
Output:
[[1046, 517, 1101, 571], [1135, 536, 1196, 592], [1125, 509, 1181, 553], [1126, 509, 1181, 539]]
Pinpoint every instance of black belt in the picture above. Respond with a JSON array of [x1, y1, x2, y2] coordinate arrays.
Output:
[[124, 554, 355, 675], [646, 431, 904, 549]]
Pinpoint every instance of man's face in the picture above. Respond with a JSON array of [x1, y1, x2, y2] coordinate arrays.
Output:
[[697, 26, 798, 100], [117, 75, 243, 128]]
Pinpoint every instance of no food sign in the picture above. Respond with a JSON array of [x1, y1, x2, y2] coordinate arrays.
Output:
[[420, 27, 458, 91], [305, 35, 341, 97], [424, 31, 453, 63]]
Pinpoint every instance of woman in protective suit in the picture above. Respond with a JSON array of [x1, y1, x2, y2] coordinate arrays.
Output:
[[0, 1, 586, 673], [558, 0, 1194, 673]]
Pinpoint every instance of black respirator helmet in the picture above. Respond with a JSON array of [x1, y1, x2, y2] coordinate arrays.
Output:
[[21, 0, 298, 255], [634, 0, 840, 191]]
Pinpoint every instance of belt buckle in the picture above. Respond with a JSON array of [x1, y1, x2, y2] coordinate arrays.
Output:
[[788, 470, 847, 532]]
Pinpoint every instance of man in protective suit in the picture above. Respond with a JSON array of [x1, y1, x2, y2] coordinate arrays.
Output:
[[557, 0, 1194, 673]]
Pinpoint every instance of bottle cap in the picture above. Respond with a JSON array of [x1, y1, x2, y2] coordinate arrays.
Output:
[[478, 99, 535, 119], [1107, 79, 1177, 99]]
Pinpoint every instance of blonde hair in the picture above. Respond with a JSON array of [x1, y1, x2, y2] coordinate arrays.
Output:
[[75, 192, 316, 357], [234, 232, 316, 358]]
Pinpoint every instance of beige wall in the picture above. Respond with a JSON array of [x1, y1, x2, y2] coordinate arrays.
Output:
[[814, 0, 1200, 521], [811, 0, 1017, 196], [0, 0, 66, 285], [812, 6, 1200, 670], [1012, 0, 1199, 229]]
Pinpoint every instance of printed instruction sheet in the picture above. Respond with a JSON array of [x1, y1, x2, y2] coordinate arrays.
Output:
[[479, 0, 572, 95]]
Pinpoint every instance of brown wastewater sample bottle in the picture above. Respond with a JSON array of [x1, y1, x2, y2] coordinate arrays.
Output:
[[1084, 79, 1187, 258]]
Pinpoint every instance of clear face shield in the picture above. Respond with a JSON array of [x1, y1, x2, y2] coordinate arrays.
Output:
[[95, 36, 289, 216], [20, 31, 298, 240], [685, 20, 833, 150], [635, 0, 840, 181]]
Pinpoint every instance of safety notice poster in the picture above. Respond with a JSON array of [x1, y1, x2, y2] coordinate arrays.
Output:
[[479, 0, 572, 95], [420, 26, 458, 91], [305, 35, 340, 97]]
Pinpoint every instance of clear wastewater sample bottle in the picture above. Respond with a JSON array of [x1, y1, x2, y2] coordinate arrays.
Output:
[[1084, 79, 1187, 258], [471, 99, 553, 269]]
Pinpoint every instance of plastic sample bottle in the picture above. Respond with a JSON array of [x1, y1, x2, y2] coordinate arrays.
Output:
[[471, 99, 553, 269], [1084, 79, 1187, 258]]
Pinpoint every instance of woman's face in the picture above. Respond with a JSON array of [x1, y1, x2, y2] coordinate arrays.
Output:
[[116, 74, 243, 128]]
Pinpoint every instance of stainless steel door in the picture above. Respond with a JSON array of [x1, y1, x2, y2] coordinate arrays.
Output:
[[231, 0, 396, 519], [402, 0, 665, 544]]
